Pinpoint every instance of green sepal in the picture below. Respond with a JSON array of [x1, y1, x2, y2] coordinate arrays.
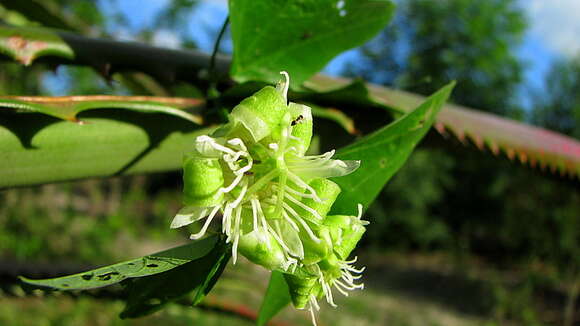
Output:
[[288, 102, 313, 155], [238, 229, 287, 271], [182, 154, 224, 207], [300, 227, 332, 265], [283, 269, 319, 309], [301, 178, 341, 222], [325, 215, 367, 260], [229, 86, 287, 142]]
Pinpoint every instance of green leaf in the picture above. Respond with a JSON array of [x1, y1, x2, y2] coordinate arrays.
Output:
[[0, 26, 74, 65], [229, 0, 395, 87], [0, 110, 213, 188], [0, 96, 203, 124], [256, 271, 292, 326], [331, 82, 455, 215], [120, 239, 231, 319], [20, 237, 218, 291]]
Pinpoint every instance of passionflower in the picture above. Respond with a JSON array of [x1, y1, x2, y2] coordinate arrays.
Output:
[[171, 72, 360, 268]]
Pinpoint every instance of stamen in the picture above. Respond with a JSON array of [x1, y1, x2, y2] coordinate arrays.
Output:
[[281, 210, 300, 231], [284, 192, 324, 220], [309, 297, 319, 326], [333, 283, 349, 297], [255, 199, 272, 248], [269, 143, 279, 151], [229, 182, 248, 208], [282, 185, 321, 202], [251, 198, 259, 233], [222, 204, 233, 236], [220, 173, 244, 193], [190, 205, 221, 240], [197, 136, 237, 155], [287, 171, 322, 202], [346, 265, 366, 274], [232, 205, 243, 264]]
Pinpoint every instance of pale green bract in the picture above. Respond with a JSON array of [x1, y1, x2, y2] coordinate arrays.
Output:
[[171, 72, 368, 325]]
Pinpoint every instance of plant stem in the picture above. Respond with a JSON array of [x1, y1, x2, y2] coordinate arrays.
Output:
[[208, 16, 230, 98]]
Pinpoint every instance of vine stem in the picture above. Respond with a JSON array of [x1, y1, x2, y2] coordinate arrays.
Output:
[[208, 16, 230, 97]]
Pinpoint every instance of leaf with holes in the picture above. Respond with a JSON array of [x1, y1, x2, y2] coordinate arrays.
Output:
[[229, 0, 395, 87], [120, 239, 231, 318], [331, 82, 455, 215], [20, 237, 218, 291], [0, 96, 204, 124]]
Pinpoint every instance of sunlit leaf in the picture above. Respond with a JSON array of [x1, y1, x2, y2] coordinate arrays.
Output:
[[331, 82, 455, 215], [229, 0, 395, 87], [20, 237, 218, 291]]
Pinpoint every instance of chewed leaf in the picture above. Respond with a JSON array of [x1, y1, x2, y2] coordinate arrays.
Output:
[[120, 239, 230, 318], [20, 236, 217, 290], [0, 26, 74, 65], [0, 96, 204, 124]]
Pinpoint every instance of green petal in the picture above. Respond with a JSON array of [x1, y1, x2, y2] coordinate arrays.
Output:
[[170, 206, 211, 229], [288, 102, 313, 155], [229, 86, 287, 142], [291, 158, 360, 181], [182, 154, 224, 207]]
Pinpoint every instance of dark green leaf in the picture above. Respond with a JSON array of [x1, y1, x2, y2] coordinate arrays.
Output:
[[120, 239, 231, 319], [229, 0, 395, 87], [331, 82, 455, 215], [256, 271, 291, 326], [20, 237, 218, 291]]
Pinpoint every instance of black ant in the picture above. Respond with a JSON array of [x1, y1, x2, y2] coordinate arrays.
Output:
[[291, 114, 304, 126]]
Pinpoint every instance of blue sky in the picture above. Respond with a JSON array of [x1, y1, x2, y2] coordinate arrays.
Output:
[[93, 0, 579, 110]]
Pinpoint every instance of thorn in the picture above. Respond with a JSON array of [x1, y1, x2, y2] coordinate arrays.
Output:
[[489, 142, 500, 156], [472, 135, 484, 150], [506, 148, 515, 161], [518, 151, 528, 164], [434, 122, 447, 136]]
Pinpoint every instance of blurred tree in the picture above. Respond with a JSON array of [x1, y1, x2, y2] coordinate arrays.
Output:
[[349, 0, 526, 116], [532, 56, 580, 139]]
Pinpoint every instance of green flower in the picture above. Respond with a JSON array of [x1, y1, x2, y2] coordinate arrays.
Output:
[[171, 72, 360, 269]]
